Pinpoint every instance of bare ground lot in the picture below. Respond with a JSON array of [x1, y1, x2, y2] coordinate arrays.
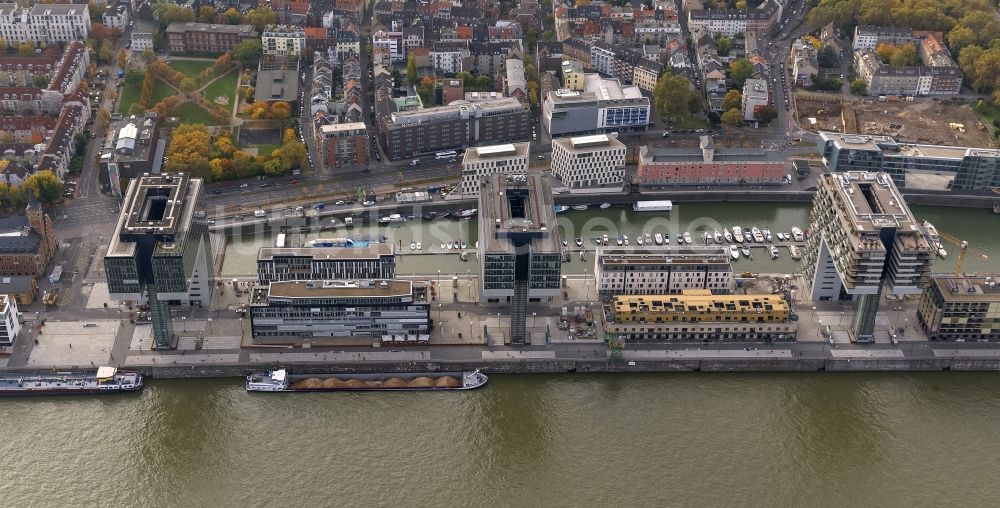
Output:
[[796, 95, 995, 148]]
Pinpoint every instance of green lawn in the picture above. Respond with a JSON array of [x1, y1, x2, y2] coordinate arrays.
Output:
[[254, 144, 280, 157], [118, 81, 140, 113], [151, 79, 176, 104], [167, 59, 213, 77], [974, 100, 1000, 135], [673, 114, 711, 130], [174, 101, 225, 125], [200, 69, 238, 109]]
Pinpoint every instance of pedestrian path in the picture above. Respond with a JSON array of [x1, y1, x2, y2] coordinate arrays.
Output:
[[248, 350, 429, 363], [125, 353, 241, 366], [829, 349, 904, 358], [481, 350, 556, 360], [622, 349, 793, 359]]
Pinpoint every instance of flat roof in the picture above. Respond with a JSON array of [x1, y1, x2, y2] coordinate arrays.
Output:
[[265, 279, 411, 299], [611, 291, 789, 317], [477, 144, 517, 156], [553, 134, 625, 154], [258, 244, 394, 261], [478, 173, 560, 254], [320, 122, 366, 133], [931, 274, 1000, 301], [822, 172, 928, 246], [597, 246, 731, 267], [107, 173, 202, 258], [464, 142, 529, 163]]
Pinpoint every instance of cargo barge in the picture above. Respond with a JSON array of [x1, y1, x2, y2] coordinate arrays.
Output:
[[0, 367, 143, 396], [246, 369, 488, 392]]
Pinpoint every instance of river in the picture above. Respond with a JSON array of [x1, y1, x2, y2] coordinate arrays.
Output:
[[4, 374, 1000, 506], [221, 203, 1000, 276]]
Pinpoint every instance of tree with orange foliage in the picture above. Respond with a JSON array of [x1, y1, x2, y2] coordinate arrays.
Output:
[[269, 101, 291, 119]]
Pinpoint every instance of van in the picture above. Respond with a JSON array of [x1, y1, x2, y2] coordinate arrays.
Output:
[[254, 210, 267, 218]]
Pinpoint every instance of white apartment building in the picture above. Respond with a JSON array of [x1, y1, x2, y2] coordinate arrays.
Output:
[[742, 78, 769, 121], [595, 246, 734, 300], [131, 32, 154, 52], [550, 134, 626, 189], [262, 25, 305, 57], [460, 143, 530, 195], [372, 30, 404, 62], [0, 3, 91, 44], [102, 1, 129, 30], [0, 293, 19, 348]]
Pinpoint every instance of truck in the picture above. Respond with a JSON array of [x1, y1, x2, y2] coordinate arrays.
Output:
[[49, 265, 63, 284]]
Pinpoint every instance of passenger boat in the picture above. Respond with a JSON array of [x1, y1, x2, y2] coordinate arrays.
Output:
[[741, 246, 752, 258], [724, 229, 734, 243], [752, 227, 765, 243], [654, 233, 664, 245], [247, 370, 488, 392], [454, 209, 478, 219], [571, 204, 588, 211], [791, 227, 805, 242], [732, 227, 744, 243], [0, 367, 142, 396], [600, 203, 612, 209], [768, 245, 779, 259], [713, 231, 723, 243], [306, 238, 356, 248], [554, 205, 570, 214], [789, 244, 801, 259], [682, 231, 692, 244], [729, 245, 740, 260], [575, 237, 583, 247]]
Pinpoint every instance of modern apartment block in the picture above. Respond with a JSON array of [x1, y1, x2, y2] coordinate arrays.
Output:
[[604, 290, 796, 342], [0, 3, 91, 44], [542, 74, 650, 137], [460, 143, 530, 196], [104, 173, 213, 349], [0, 293, 19, 348], [98, 113, 162, 196], [550, 134, 626, 189], [317, 122, 369, 169], [378, 96, 528, 160], [852, 25, 914, 51], [817, 132, 1000, 192], [257, 245, 395, 284], [478, 174, 561, 344], [262, 25, 305, 57], [595, 246, 734, 300], [165, 22, 257, 54], [802, 172, 933, 342], [918, 274, 1000, 341], [637, 136, 785, 186], [249, 279, 429, 341], [741, 78, 769, 121]]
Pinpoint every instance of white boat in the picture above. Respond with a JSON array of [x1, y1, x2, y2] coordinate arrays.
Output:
[[741, 246, 752, 258], [562, 240, 568, 247], [454, 209, 477, 219], [654, 233, 664, 245], [624, 238, 630, 246], [602, 234, 609, 245], [732, 227, 744, 243], [791, 227, 804, 242], [416, 242, 422, 250], [600, 203, 612, 209], [571, 204, 588, 211], [713, 231, 723, 243], [768, 245, 779, 259], [554, 205, 570, 214], [440, 243, 447, 250], [664, 233, 670, 244], [724, 229, 734, 243], [752, 227, 764, 243], [703, 232, 711, 244], [460, 241, 467, 249], [762, 228, 772, 242], [446, 242, 453, 250], [623, 234, 629, 243], [616, 235, 624, 246], [475, 241, 479, 249], [729, 245, 740, 260], [575, 237, 583, 247], [922, 220, 941, 243], [379, 213, 406, 224], [683, 232, 692, 244], [777, 232, 786, 241], [410, 241, 416, 250], [636, 236, 644, 245], [460, 252, 469, 262], [789, 245, 801, 259], [453, 241, 460, 249], [936, 243, 948, 258], [645, 233, 651, 244]]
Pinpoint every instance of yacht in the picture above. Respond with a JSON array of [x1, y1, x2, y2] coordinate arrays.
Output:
[[616, 235, 624, 246], [575, 237, 583, 247], [789, 244, 801, 259], [410, 241, 416, 250], [724, 229, 734, 243], [636, 236, 644, 245], [460, 241, 467, 249], [683, 231, 692, 244], [440, 243, 447, 250], [763, 228, 773, 242], [713, 231, 723, 243], [936, 243, 948, 258], [743, 227, 753, 242], [776, 232, 786, 241], [703, 232, 711, 244], [729, 245, 740, 260], [599, 203, 612, 209], [664, 233, 670, 245], [572, 204, 588, 211], [602, 234, 609, 246], [791, 227, 805, 242], [768, 245, 779, 259], [562, 240, 569, 247], [732, 227, 745, 243], [460, 251, 469, 262], [453, 241, 460, 249], [922, 220, 941, 243], [645, 233, 652, 244], [654, 233, 664, 245], [741, 246, 752, 258], [752, 227, 764, 243], [554, 205, 570, 214], [416, 242, 422, 250]]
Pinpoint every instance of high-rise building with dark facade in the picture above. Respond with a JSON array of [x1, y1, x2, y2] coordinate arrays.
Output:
[[104, 173, 213, 349], [478, 174, 561, 344]]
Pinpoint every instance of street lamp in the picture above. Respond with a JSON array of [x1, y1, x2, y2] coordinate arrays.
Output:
[[811, 306, 817, 324]]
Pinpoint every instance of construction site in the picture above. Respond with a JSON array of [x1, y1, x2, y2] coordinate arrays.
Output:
[[795, 93, 996, 148]]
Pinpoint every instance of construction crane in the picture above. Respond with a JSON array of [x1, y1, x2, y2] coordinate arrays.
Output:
[[955, 240, 969, 275], [938, 230, 990, 265]]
